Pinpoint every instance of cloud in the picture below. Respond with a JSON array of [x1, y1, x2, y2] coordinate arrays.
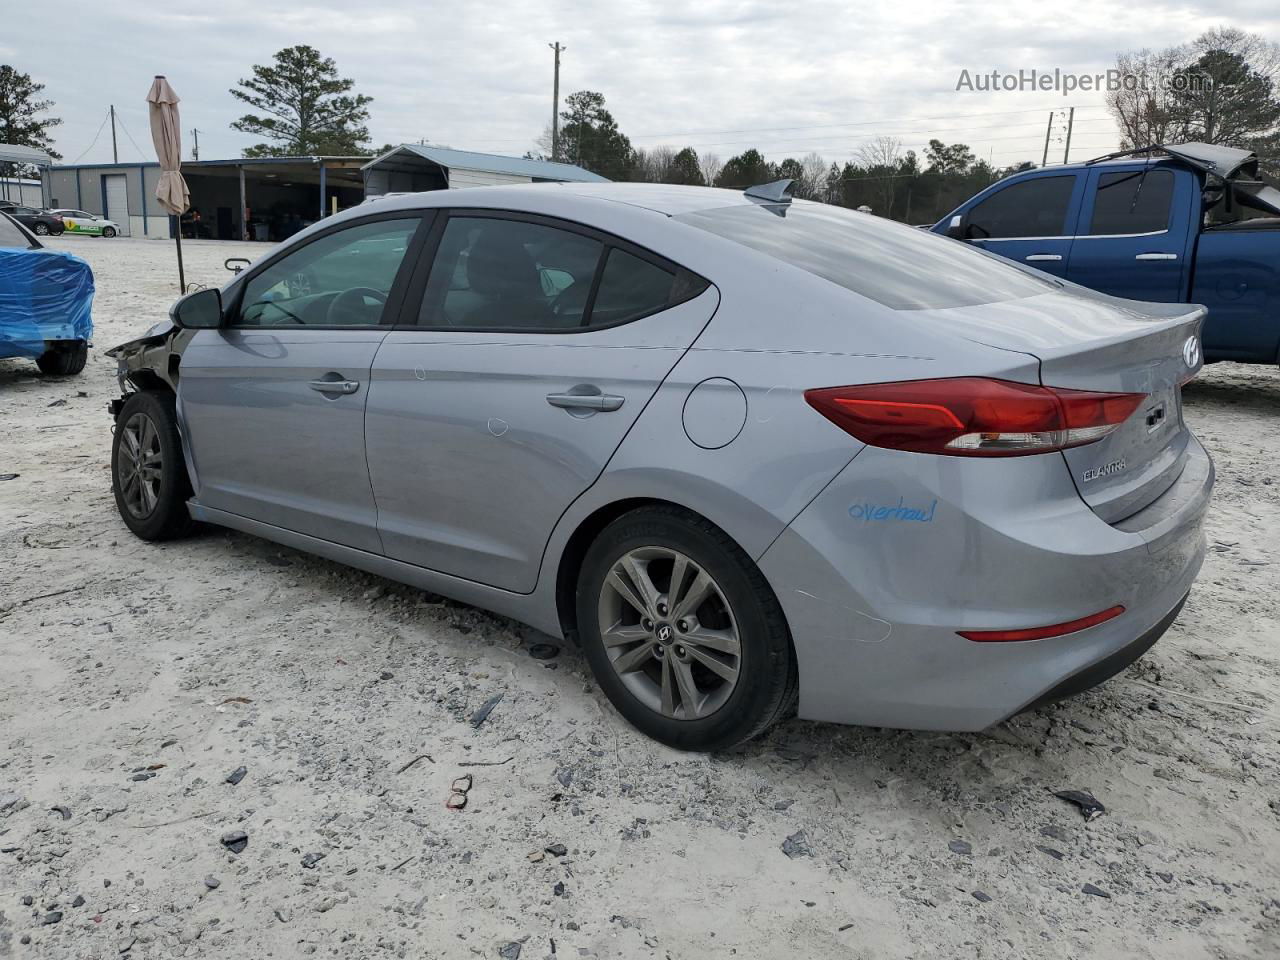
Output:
[[11, 0, 1279, 169]]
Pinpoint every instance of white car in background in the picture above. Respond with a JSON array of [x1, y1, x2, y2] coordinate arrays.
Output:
[[49, 209, 120, 238]]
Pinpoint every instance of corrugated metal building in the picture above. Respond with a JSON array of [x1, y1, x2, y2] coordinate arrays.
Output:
[[42, 146, 606, 242], [362, 144, 607, 195], [43, 156, 367, 241]]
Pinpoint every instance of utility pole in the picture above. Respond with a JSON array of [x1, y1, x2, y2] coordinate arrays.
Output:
[[548, 42, 564, 161], [109, 104, 118, 163], [1063, 106, 1075, 164], [191, 128, 199, 161], [1042, 111, 1054, 167]]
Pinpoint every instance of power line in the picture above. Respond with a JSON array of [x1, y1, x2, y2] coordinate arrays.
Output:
[[113, 112, 150, 162], [70, 109, 111, 164]]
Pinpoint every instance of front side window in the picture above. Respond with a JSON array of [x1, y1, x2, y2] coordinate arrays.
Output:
[[965, 176, 1077, 239], [236, 218, 419, 327], [0, 214, 35, 249], [1088, 169, 1174, 235], [420, 216, 604, 330]]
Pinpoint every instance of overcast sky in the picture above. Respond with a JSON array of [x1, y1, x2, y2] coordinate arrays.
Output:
[[7, 1, 1277, 170]]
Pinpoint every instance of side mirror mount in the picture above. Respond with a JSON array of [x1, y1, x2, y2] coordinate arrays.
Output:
[[171, 288, 223, 330], [225, 257, 251, 275], [945, 214, 967, 240]]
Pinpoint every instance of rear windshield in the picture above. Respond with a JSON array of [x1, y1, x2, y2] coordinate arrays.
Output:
[[675, 201, 1055, 310]]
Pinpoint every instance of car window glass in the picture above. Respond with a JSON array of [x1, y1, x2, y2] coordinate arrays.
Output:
[[677, 201, 1055, 310], [237, 218, 418, 327], [1088, 169, 1174, 235], [965, 176, 1076, 239], [590, 249, 676, 326], [420, 216, 604, 330], [0, 215, 33, 248]]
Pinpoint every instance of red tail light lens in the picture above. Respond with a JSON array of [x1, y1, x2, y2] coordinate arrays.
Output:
[[805, 378, 1145, 457]]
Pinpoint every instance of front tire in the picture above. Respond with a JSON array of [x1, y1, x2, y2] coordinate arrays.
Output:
[[36, 340, 88, 376], [111, 391, 195, 540], [576, 506, 797, 751], [102, 226, 117, 238]]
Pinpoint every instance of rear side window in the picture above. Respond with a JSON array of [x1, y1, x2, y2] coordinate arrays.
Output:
[[965, 176, 1076, 239], [418, 214, 708, 331], [677, 202, 1054, 310], [1088, 169, 1174, 235], [590, 249, 676, 326]]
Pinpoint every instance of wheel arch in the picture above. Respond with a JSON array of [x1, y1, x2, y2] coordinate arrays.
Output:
[[552, 495, 794, 648]]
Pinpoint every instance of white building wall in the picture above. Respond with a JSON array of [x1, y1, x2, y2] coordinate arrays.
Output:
[[447, 168, 534, 189], [1, 178, 43, 206], [129, 215, 172, 239]]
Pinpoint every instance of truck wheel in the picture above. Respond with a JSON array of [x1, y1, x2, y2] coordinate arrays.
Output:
[[111, 391, 196, 541], [35, 341, 88, 376]]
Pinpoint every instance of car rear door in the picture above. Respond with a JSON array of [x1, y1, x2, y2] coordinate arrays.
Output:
[[179, 213, 428, 553], [954, 173, 1083, 277], [364, 210, 719, 593], [1066, 165, 1193, 302]]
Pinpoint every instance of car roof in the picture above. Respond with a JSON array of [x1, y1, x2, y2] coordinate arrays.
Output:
[[367, 182, 775, 218]]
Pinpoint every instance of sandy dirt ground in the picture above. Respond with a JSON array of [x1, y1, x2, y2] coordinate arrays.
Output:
[[1, 234, 1278, 959]]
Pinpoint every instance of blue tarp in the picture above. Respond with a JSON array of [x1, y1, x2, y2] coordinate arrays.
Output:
[[0, 248, 94, 360]]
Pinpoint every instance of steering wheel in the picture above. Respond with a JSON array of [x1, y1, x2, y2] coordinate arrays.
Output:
[[326, 287, 388, 325]]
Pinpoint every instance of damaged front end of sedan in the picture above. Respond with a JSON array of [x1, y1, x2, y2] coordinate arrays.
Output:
[[104, 319, 194, 420]]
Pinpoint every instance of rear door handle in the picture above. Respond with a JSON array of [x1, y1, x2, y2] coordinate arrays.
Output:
[[1135, 253, 1178, 261], [546, 390, 625, 412], [1024, 254, 1062, 262], [309, 378, 360, 395]]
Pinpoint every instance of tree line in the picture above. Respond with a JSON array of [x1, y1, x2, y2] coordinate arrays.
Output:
[[1, 24, 1276, 220]]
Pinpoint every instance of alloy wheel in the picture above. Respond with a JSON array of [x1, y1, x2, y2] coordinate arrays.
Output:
[[116, 412, 163, 519], [596, 546, 742, 720]]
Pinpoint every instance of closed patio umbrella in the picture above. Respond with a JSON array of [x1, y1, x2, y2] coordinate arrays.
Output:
[[146, 76, 190, 293]]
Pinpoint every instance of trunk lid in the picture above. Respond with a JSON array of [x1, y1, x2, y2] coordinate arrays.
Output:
[[918, 288, 1205, 523]]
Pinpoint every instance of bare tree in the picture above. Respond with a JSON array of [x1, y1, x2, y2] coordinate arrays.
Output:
[[856, 136, 903, 214], [699, 152, 723, 188], [1106, 47, 1186, 148], [798, 152, 828, 201]]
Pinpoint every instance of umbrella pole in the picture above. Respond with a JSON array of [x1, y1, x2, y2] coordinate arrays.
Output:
[[174, 220, 186, 293]]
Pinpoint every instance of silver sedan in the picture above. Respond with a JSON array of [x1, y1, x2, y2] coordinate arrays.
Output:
[[106, 180, 1212, 750]]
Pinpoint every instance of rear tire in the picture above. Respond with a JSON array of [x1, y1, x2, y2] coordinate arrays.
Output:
[[33, 222, 49, 236], [102, 226, 117, 238], [36, 340, 88, 376], [576, 505, 798, 752], [111, 390, 196, 541]]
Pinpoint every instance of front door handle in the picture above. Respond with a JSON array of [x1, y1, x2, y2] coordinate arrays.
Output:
[[546, 389, 625, 413], [1135, 253, 1178, 261], [1025, 254, 1063, 262], [309, 378, 360, 395]]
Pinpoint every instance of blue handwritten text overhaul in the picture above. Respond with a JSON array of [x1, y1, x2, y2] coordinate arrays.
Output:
[[848, 497, 938, 524]]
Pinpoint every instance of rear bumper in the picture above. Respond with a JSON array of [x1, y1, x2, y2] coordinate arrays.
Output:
[[758, 433, 1213, 731]]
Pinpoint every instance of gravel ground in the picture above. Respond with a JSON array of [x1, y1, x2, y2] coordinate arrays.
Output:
[[1, 234, 1278, 959]]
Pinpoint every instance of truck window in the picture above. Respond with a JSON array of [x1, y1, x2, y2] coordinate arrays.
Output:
[[1089, 169, 1174, 235], [966, 176, 1075, 239]]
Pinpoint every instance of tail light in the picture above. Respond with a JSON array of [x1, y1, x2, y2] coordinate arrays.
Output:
[[805, 378, 1146, 457]]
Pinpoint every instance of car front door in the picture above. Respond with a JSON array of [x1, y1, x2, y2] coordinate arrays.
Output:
[[1066, 166, 1191, 302], [951, 173, 1083, 277], [179, 213, 427, 553], [364, 211, 719, 593]]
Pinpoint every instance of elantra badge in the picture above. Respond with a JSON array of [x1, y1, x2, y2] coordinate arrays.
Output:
[[1183, 336, 1201, 368], [1083, 459, 1126, 483]]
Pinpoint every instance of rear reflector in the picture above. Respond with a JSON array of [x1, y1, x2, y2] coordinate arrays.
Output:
[[959, 605, 1125, 642], [805, 378, 1146, 457]]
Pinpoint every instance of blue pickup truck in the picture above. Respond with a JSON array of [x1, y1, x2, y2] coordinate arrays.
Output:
[[934, 143, 1280, 367]]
